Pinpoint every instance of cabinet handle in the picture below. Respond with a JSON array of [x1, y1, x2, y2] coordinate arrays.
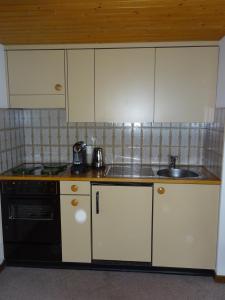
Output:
[[96, 191, 99, 214], [71, 199, 79, 206], [54, 83, 63, 91], [71, 185, 78, 192], [157, 187, 165, 195]]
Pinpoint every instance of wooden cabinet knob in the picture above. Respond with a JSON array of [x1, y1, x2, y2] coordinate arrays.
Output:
[[71, 185, 78, 192], [157, 187, 165, 195], [71, 199, 79, 206], [54, 83, 63, 91]]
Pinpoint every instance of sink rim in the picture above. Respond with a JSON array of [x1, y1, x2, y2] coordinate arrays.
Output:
[[157, 168, 199, 178]]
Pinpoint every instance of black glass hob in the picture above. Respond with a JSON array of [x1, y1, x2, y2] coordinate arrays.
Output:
[[3, 163, 69, 176]]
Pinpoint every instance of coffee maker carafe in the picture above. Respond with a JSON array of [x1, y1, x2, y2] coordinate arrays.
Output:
[[71, 141, 87, 174]]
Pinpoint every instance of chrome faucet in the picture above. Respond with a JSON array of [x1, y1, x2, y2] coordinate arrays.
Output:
[[169, 155, 178, 169]]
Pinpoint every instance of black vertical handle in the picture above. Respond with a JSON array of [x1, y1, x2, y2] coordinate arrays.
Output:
[[96, 191, 99, 214]]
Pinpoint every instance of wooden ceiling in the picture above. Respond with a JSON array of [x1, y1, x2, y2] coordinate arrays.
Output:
[[0, 0, 225, 44]]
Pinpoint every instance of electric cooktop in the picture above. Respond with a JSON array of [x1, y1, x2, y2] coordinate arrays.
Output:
[[105, 164, 154, 178], [3, 163, 69, 176]]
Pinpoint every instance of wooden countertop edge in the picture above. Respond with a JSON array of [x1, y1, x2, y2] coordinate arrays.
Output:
[[0, 175, 221, 185]]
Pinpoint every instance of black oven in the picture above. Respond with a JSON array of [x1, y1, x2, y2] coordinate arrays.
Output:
[[1, 181, 62, 262]]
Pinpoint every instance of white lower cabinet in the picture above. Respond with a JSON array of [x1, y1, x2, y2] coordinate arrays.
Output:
[[60, 194, 91, 263], [92, 184, 152, 262], [153, 184, 220, 269], [60, 181, 219, 269]]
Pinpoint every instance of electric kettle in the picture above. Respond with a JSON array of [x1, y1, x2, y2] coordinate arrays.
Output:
[[92, 147, 105, 169]]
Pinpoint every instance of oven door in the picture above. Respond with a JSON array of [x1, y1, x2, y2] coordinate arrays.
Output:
[[1, 195, 61, 244]]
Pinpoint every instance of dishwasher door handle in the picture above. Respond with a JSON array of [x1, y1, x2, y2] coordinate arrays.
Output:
[[96, 191, 99, 214]]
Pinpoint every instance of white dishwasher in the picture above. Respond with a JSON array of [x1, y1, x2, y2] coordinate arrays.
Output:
[[91, 183, 153, 263]]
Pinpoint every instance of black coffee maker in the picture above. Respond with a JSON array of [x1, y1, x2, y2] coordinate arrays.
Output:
[[71, 141, 87, 174]]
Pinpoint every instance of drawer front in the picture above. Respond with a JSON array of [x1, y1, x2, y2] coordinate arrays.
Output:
[[60, 195, 91, 263], [60, 181, 90, 195]]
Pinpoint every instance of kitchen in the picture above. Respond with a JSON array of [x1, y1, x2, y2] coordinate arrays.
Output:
[[1, 1, 225, 299]]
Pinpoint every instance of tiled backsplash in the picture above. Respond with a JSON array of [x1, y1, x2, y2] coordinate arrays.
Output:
[[204, 108, 225, 178], [23, 109, 207, 166], [0, 109, 25, 173], [1, 108, 224, 178]]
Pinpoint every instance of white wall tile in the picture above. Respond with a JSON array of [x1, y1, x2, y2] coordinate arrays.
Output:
[[0, 108, 211, 172]]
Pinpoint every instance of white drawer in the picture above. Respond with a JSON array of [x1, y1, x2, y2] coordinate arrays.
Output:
[[60, 181, 90, 195]]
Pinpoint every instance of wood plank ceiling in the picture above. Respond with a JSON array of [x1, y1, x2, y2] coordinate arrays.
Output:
[[0, 0, 225, 44]]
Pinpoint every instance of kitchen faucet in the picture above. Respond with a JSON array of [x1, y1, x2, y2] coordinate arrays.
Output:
[[169, 155, 178, 169]]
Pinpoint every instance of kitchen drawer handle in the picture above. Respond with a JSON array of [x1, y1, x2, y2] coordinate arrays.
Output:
[[157, 187, 165, 195], [96, 191, 99, 214], [71, 199, 79, 206], [71, 185, 78, 192], [54, 83, 63, 91]]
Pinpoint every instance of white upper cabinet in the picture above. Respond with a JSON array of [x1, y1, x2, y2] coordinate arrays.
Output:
[[67, 50, 94, 122], [5, 44, 219, 121], [7, 50, 65, 108], [154, 47, 218, 122], [95, 48, 155, 123], [216, 37, 225, 108], [0, 45, 9, 108]]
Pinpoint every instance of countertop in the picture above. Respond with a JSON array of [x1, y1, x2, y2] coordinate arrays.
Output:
[[0, 164, 221, 185]]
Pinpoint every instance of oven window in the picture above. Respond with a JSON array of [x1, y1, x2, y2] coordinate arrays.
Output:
[[9, 204, 54, 220]]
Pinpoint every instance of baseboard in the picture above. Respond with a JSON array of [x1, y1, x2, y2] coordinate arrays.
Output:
[[214, 275, 225, 283], [5, 259, 214, 277]]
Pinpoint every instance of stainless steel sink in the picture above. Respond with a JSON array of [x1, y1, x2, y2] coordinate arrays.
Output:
[[157, 168, 199, 178]]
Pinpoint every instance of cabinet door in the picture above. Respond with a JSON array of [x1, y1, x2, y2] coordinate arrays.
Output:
[[153, 184, 219, 269], [155, 47, 218, 122], [92, 185, 152, 262], [60, 195, 91, 263], [7, 50, 65, 108], [67, 50, 94, 122], [95, 48, 155, 122]]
